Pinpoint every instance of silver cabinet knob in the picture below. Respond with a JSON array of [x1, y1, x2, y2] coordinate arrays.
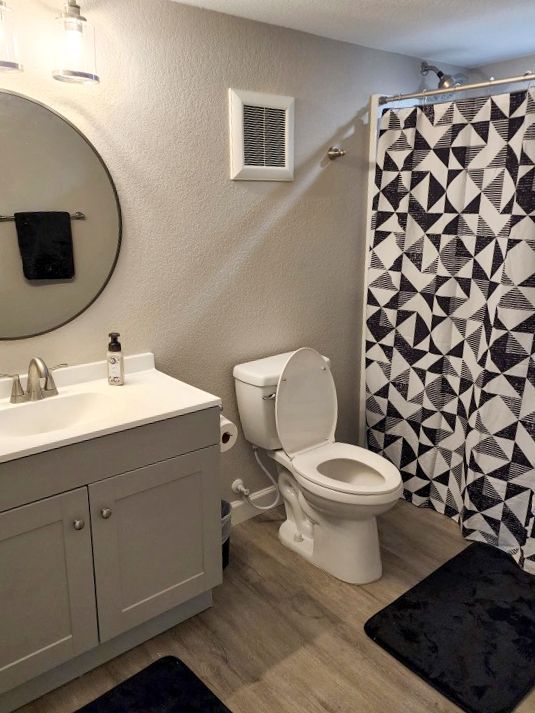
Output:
[[73, 519, 85, 530], [101, 508, 112, 519]]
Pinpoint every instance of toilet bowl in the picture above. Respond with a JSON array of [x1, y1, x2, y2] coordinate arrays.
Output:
[[233, 348, 403, 584]]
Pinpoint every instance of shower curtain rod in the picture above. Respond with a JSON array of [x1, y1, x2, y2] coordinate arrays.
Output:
[[378, 72, 535, 106]]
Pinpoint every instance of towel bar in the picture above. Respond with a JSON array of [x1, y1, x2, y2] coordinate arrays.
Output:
[[0, 211, 86, 223]]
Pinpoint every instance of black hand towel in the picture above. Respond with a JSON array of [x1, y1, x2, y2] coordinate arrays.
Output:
[[14, 211, 75, 280]]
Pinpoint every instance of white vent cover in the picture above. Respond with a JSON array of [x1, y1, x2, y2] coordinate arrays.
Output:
[[229, 89, 294, 181]]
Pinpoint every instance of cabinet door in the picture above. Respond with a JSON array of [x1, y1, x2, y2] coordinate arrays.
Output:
[[89, 446, 221, 642], [0, 488, 98, 694]]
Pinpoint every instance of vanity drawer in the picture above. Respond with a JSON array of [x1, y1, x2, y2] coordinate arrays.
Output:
[[0, 407, 219, 513]]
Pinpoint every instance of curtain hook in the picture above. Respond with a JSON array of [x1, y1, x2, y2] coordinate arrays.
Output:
[[525, 70, 534, 94]]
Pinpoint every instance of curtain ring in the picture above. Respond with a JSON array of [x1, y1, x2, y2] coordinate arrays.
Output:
[[483, 76, 495, 98], [524, 71, 534, 95]]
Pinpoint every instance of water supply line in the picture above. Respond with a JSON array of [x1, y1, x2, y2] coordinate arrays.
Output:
[[232, 447, 281, 511]]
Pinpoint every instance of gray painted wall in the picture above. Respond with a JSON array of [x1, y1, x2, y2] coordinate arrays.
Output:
[[1, 0, 445, 499]]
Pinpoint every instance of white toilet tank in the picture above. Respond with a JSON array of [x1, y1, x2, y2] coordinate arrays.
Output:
[[233, 351, 331, 451]]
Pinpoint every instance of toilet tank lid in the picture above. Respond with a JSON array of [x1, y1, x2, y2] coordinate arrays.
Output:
[[233, 351, 330, 387]]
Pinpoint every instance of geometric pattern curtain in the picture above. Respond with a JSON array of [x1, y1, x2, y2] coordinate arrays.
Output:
[[365, 89, 535, 573]]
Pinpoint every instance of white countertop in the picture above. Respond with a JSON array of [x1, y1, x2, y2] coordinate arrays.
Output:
[[0, 353, 221, 463]]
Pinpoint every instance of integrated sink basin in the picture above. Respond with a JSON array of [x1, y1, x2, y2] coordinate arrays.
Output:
[[0, 392, 112, 438], [0, 353, 220, 463]]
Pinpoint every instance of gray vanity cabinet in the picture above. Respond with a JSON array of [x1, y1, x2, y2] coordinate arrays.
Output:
[[0, 488, 98, 694], [89, 448, 221, 641], [0, 407, 222, 713]]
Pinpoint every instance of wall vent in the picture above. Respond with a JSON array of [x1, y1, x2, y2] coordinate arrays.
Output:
[[229, 89, 294, 181]]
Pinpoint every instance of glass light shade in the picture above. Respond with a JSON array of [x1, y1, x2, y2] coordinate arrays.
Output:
[[53, 10, 99, 83], [0, 1, 22, 72]]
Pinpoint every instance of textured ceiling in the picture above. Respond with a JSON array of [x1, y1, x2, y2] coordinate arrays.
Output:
[[175, 0, 535, 67]]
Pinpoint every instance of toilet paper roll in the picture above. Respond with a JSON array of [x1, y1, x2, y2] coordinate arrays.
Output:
[[219, 415, 238, 453]]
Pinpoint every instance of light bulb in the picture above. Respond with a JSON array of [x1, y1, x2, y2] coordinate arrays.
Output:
[[53, 0, 98, 83]]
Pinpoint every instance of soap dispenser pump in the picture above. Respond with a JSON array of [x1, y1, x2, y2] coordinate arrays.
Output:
[[107, 332, 124, 386]]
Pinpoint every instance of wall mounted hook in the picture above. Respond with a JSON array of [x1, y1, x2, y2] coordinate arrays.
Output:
[[327, 146, 346, 160]]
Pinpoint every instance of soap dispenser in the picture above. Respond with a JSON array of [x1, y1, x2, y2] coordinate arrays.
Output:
[[107, 332, 125, 386]]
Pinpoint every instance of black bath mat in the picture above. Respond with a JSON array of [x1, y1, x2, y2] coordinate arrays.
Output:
[[364, 543, 535, 713], [76, 656, 231, 713]]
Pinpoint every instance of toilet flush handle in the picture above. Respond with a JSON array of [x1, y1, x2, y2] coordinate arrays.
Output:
[[262, 393, 276, 400]]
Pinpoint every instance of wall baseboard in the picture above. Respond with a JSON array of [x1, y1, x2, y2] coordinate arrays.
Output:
[[230, 485, 278, 526]]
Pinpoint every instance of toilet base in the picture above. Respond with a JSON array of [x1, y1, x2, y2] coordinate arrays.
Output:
[[310, 512, 382, 584], [277, 492, 383, 585]]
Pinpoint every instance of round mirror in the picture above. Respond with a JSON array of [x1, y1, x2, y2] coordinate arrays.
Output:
[[0, 91, 121, 340]]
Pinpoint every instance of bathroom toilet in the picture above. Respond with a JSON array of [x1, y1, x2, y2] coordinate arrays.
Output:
[[233, 348, 403, 584]]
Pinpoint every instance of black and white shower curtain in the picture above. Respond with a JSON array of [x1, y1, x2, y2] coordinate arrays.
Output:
[[365, 89, 535, 572]]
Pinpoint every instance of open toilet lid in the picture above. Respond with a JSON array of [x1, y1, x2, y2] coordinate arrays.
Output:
[[275, 348, 338, 457]]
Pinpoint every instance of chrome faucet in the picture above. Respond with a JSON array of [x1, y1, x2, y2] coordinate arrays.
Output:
[[0, 359, 66, 404], [26, 357, 59, 401]]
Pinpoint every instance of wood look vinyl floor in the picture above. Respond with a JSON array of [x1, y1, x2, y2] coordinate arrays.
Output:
[[18, 501, 535, 713]]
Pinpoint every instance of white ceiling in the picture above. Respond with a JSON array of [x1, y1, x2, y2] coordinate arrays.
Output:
[[175, 0, 535, 67]]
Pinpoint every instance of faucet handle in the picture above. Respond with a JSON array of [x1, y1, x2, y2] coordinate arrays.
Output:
[[0, 374, 27, 404], [43, 371, 59, 396], [44, 363, 67, 396]]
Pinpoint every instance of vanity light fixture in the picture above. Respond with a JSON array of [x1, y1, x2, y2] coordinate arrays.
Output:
[[0, 0, 22, 72], [53, 0, 99, 84]]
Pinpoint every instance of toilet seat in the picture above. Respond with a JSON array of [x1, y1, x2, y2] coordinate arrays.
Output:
[[292, 442, 402, 496], [274, 348, 402, 499], [275, 347, 337, 457]]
